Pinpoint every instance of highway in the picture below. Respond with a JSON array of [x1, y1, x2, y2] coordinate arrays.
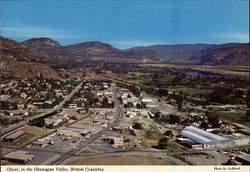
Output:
[[48, 85, 124, 165]]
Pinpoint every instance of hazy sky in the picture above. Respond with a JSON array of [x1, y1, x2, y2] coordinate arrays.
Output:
[[0, 0, 249, 49]]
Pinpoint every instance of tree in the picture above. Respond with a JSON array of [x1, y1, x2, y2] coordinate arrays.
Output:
[[101, 97, 109, 108], [200, 122, 209, 130], [158, 89, 168, 97], [246, 110, 250, 120], [158, 137, 168, 149], [247, 89, 250, 108], [127, 102, 134, 108], [208, 115, 220, 128], [168, 114, 181, 124], [133, 122, 143, 130], [164, 130, 173, 137], [84, 101, 89, 112], [154, 112, 161, 119]]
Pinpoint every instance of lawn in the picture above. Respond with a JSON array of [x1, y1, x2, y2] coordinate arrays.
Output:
[[167, 87, 213, 95], [27, 112, 44, 118], [1, 133, 35, 147], [213, 111, 246, 120], [79, 149, 96, 155]]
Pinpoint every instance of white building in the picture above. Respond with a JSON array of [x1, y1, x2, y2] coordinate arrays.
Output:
[[180, 126, 233, 148], [45, 114, 69, 127]]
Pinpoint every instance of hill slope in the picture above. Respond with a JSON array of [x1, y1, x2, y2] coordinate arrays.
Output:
[[0, 37, 59, 79], [196, 44, 249, 66]]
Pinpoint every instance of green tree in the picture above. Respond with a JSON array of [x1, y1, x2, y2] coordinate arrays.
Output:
[[168, 114, 181, 124], [208, 115, 220, 128], [246, 110, 250, 120], [158, 137, 168, 149], [133, 122, 143, 130], [200, 122, 209, 130], [164, 130, 173, 137]]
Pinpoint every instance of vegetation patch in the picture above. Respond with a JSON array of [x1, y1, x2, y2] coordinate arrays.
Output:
[[213, 111, 246, 120], [79, 149, 96, 155], [27, 112, 44, 118]]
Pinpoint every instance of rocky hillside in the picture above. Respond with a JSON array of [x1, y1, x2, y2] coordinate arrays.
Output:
[[197, 44, 249, 66], [0, 37, 59, 79], [0, 36, 50, 63], [22, 37, 61, 50], [129, 43, 245, 64]]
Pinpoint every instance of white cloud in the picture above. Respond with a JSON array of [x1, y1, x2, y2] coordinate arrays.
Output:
[[212, 32, 249, 43], [108, 40, 166, 49], [0, 24, 81, 39]]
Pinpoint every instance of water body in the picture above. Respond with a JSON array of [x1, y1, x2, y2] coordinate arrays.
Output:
[[184, 71, 248, 81]]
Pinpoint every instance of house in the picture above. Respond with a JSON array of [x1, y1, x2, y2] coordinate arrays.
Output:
[[141, 97, 153, 103], [20, 92, 28, 99]]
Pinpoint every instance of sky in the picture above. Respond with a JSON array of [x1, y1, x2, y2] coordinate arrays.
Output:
[[0, 0, 249, 49]]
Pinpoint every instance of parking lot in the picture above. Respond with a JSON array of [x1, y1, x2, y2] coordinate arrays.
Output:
[[30, 134, 83, 152]]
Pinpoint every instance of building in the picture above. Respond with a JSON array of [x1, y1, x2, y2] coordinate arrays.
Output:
[[180, 126, 233, 148], [141, 97, 154, 103], [113, 137, 124, 148], [235, 154, 250, 165], [2, 151, 34, 163], [80, 129, 91, 136], [176, 137, 202, 149], [57, 127, 81, 137], [103, 137, 124, 148], [45, 114, 69, 127], [224, 133, 250, 146], [3, 130, 26, 142]]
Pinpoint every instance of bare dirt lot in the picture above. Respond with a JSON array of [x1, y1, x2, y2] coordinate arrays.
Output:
[[178, 151, 229, 165], [22, 125, 53, 136], [66, 154, 175, 165]]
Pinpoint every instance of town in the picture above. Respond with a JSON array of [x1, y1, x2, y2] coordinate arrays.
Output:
[[1, 74, 249, 165]]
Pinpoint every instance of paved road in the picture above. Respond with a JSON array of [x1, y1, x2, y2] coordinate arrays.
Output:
[[2, 144, 249, 165], [48, 85, 124, 165]]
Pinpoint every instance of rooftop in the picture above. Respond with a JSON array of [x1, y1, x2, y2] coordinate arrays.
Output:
[[3, 151, 34, 161], [4, 130, 26, 140]]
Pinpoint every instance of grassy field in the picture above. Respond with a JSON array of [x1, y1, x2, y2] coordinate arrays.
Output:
[[167, 87, 213, 95], [1, 133, 35, 147], [213, 110, 246, 120], [27, 112, 44, 118], [79, 149, 96, 155]]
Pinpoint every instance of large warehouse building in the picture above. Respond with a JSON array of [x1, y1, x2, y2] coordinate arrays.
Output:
[[180, 126, 233, 148]]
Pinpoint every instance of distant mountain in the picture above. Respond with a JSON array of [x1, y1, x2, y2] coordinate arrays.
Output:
[[21, 38, 160, 64], [129, 43, 245, 63], [195, 43, 249, 66], [22, 37, 61, 50], [1, 36, 248, 74]]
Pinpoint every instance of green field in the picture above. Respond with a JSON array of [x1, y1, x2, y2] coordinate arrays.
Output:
[[79, 149, 96, 155], [27, 112, 44, 118], [167, 87, 213, 95], [213, 111, 246, 120]]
